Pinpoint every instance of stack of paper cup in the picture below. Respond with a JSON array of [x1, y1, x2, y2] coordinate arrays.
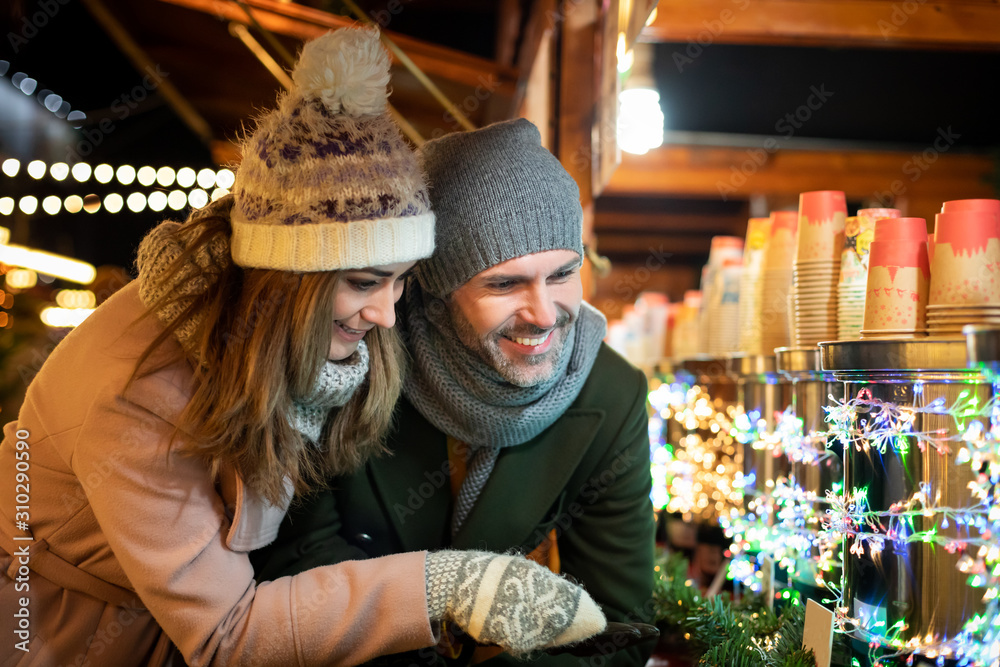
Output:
[[791, 190, 847, 346], [635, 292, 671, 367], [861, 217, 930, 339], [737, 217, 772, 354], [756, 210, 798, 353], [699, 237, 743, 349], [672, 290, 703, 359], [926, 199, 1000, 334], [837, 208, 901, 340], [707, 258, 743, 355]]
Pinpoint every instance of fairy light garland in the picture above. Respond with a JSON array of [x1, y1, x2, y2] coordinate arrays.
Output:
[[661, 383, 746, 521], [816, 388, 1000, 667], [651, 364, 1000, 665], [723, 404, 841, 597], [648, 378, 690, 510]]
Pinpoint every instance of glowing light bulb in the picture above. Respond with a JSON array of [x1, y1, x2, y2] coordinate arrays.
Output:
[[116, 165, 136, 185], [50, 162, 69, 181], [71, 162, 92, 182], [156, 166, 176, 187], [82, 194, 100, 213], [147, 191, 167, 212], [41, 196, 61, 215], [176, 167, 196, 188], [197, 168, 217, 189], [188, 189, 208, 209], [94, 164, 114, 184], [27, 160, 46, 179], [64, 195, 83, 214], [215, 168, 235, 188], [126, 192, 146, 213], [137, 166, 156, 186], [18, 196, 38, 215], [103, 193, 123, 214]]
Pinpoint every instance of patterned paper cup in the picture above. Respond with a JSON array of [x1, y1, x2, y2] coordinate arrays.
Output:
[[935, 210, 1000, 247], [797, 190, 847, 262], [928, 237, 1000, 306], [858, 208, 902, 222], [863, 240, 930, 332], [873, 217, 928, 243], [840, 209, 899, 290], [863, 266, 929, 332], [941, 199, 1000, 215], [764, 211, 798, 270]]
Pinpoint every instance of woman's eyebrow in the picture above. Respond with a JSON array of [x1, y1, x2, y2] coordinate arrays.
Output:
[[353, 268, 394, 278]]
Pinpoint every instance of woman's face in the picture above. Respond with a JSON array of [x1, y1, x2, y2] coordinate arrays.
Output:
[[328, 260, 416, 360]]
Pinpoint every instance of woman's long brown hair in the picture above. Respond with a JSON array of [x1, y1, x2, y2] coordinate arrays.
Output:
[[130, 211, 405, 505]]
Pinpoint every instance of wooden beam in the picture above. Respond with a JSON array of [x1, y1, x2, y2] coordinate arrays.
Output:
[[597, 232, 726, 257], [605, 144, 996, 207], [157, 0, 519, 93], [595, 210, 746, 235], [509, 0, 557, 117], [495, 0, 522, 68], [557, 1, 600, 235], [642, 0, 1000, 50]]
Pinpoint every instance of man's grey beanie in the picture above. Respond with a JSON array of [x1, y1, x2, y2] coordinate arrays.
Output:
[[416, 118, 584, 297]]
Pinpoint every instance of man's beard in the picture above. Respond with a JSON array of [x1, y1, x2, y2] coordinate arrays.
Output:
[[449, 307, 574, 387]]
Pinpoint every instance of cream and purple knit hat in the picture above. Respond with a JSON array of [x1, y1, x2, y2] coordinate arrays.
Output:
[[230, 27, 435, 271]]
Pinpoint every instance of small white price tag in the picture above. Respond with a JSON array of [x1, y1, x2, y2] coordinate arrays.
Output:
[[802, 599, 834, 667], [760, 555, 775, 609]]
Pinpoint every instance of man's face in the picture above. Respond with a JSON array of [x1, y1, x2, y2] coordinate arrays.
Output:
[[447, 249, 583, 387]]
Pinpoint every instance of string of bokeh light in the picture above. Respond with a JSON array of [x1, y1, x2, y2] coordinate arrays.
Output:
[[1, 60, 85, 124]]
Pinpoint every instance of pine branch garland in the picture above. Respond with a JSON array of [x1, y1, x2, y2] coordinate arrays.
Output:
[[652, 552, 817, 667]]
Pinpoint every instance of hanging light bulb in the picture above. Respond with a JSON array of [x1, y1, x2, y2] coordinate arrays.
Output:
[[617, 43, 664, 156]]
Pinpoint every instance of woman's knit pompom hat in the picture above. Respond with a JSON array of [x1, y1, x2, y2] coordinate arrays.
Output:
[[230, 26, 435, 271]]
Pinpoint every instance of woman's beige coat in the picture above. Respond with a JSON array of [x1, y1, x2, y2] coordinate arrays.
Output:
[[0, 281, 435, 666]]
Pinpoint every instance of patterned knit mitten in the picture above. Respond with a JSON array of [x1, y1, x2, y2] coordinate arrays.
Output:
[[424, 550, 606, 655]]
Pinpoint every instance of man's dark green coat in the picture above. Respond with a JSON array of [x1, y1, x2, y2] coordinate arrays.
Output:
[[252, 343, 656, 667]]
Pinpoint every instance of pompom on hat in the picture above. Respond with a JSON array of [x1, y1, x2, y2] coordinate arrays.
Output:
[[230, 26, 435, 272]]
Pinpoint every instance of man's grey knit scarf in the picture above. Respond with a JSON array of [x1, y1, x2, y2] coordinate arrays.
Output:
[[398, 281, 606, 535], [134, 195, 368, 445]]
